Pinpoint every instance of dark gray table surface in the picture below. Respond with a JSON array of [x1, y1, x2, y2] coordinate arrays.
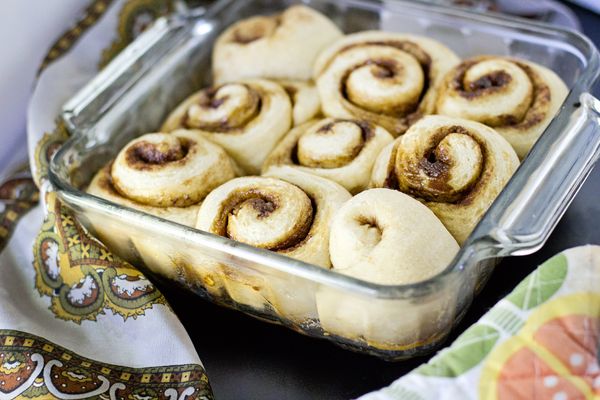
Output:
[[159, 4, 600, 399]]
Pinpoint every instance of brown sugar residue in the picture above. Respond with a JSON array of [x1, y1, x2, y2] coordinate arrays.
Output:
[[449, 58, 553, 130], [468, 70, 512, 91], [247, 198, 277, 218], [452, 61, 513, 100], [419, 150, 449, 179], [125, 140, 186, 168]]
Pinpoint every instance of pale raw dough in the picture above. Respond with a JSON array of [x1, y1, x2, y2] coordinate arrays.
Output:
[[213, 5, 342, 83], [317, 188, 459, 349], [327, 188, 458, 285], [277, 80, 321, 125]]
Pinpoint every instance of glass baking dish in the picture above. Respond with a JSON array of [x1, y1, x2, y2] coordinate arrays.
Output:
[[49, 0, 600, 360]]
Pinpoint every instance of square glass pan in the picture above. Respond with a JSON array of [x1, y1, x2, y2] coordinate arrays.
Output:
[[50, 0, 600, 360]]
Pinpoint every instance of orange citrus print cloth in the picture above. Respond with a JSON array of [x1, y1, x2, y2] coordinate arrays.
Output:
[[359, 246, 600, 400], [498, 315, 600, 400]]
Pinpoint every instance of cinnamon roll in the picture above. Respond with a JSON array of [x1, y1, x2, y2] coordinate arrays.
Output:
[[88, 164, 199, 227], [435, 56, 568, 158], [371, 115, 519, 244], [278, 80, 321, 125], [213, 5, 342, 84], [314, 31, 460, 136], [328, 188, 459, 284], [161, 79, 292, 174], [317, 188, 459, 349], [263, 118, 393, 193], [196, 166, 351, 320], [88, 130, 236, 225], [87, 130, 236, 285]]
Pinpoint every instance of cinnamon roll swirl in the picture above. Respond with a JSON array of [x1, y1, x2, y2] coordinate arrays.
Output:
[[88, 130, 237, 225], [196, 166, 351, 318], [161, 80, 292, 174], [263, 118, 393, 193], [87, 131, 237, 285], [317, 188, 459, 349], [435, 56, 568, 158], [314, 31, 460, 136], [88, 164, 200, 227], [371, 115, 519, 244], [213, 5, 342, 84]]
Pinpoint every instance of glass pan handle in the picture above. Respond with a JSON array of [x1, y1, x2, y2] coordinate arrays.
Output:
[[61, 11, 195, 133], [480, 93, 600, 256]]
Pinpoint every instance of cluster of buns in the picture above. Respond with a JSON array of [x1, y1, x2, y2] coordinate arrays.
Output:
[[87, 5, 568, 349]]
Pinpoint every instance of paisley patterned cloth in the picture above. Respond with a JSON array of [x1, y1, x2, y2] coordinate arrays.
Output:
[[360, 245, 600, 400], [0, 0, 214, 399]]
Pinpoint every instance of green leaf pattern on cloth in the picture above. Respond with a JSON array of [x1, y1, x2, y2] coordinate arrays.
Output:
[[506, 253, 568, 310], [416, 324, 500, 378], [480, 303, 525, 336], [381, 385, 426, 400]]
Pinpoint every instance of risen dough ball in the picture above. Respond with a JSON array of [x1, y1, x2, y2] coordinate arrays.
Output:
[[161, 80, 292, 174], [213, 5, 342, 83], [328, 188, 459, 285], [317, 188, 459, 350]]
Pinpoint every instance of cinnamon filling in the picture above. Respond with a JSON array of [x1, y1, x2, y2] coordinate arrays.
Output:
[[294, 119, 374, 169], [337, 40, 432, 77], [450, 58, 551, 129], [198, 87, 229, 109], [125, 140, 188, 169], [398, 126, 484, 203], [211, 189, 316, 251], [340, 58, 422, 117], [278, 196, 317, 253], [245, 198, 277, 219], [453, 63, 512, 99], [468, 71, 512, 91], [336, 40, 432, 110], [316, 119, 374, 140], [420, 150, 450, 179], [184, 84, 262, 131]]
